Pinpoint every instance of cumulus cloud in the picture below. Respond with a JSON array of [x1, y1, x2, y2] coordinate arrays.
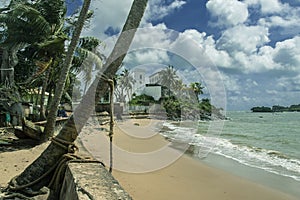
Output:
[[272, 36, 300, 70], [245, 0, 286, 14], [277, 74, 300, 92], [82, 0, 187, 39], [206, 0, 249, 27], [217, 25, 270, 54], [124, 49, 170, 65], [144, 0, 187, 22], [82, 0, 133, 39], [0, 1, 9, 7], [220, 73, 241, 94], [255, 2, 300, 36]]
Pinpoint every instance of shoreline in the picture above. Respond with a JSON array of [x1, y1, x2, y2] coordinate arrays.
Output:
[[0, 117, 298, 199], [199, 151, 300, 198], [80, 117, 299, 200]]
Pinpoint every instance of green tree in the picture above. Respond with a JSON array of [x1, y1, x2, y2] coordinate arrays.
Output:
[[115, 68, 136, 102], [0, 0, 68, 124], [159, 65, 179, 96], [5, 1, 149, 198], [0, 0, 64, 87], [43, 0, 92, 139], [189, 82, 204, 103]]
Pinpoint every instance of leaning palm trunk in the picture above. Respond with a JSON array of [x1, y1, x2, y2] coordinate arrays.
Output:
[[9, 0, 149, 194], [43, 0, 92, 138], [0, 46, 18, 87]]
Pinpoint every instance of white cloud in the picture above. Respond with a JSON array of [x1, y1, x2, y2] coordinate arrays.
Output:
[[266, 90, 278, 95], [118, 23, 300, 76], [0, 1, 9, 7], [125, 49, 170, 65], [202, 35, 232, 68], [277, 74, 300, 92], [206, 0, 248, 27], [217, 36, 300, 73], [83, 0, 187, 39], [272, 36, 300, 70], [217, 25, 270, 54], [83, 0, 133, 39], [259, 14, 300, 29], [257, 0, 283, 14], [256, 3, 300, 36], [144, 0, 187, 22], [245, 0, 286, 14], [220, 73, 241, 93]]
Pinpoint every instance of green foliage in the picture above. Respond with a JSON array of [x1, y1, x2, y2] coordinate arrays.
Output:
[[251, 106, 272, 112], [129, 94, 157, 106], [159, 65, 179, 96], [0, 3, 52, 45], [162, 96, 181, 120], [199, 98, 212, 114], [37, 0, 66, 26], [115, 68, 136, 102], [252, 104, 300, 112]]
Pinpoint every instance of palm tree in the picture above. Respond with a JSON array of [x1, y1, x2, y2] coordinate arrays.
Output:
[[43, 0, 92, 138], [7, 0, 149, 197], [0, 0, 68, 124], [159, 65, 179, 96], [189, 82, 204, 103], [0, 0, 63, 87], [116, 68, 136, 102]]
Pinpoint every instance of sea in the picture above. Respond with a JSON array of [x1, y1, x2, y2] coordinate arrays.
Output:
[[160, 111, 300, 198]]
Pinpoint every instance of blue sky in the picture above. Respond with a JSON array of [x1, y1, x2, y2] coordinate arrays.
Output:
[[2, 0, 299, 110], [67, 0, 300, 110]]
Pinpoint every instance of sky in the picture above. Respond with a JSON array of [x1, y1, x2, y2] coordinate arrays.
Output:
[[1, 0, 300, 110]]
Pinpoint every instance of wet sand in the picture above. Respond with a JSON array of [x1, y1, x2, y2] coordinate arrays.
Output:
[[80, 118, 298, 200], [0, 118, 298, 199]]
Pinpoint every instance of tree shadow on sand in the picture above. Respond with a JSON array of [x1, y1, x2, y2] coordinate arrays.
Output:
[[0, 128, 41, 153]]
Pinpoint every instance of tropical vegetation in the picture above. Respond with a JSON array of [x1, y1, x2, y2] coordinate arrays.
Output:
[[130, 65, 224, 120], [114, 68, 136, 102], [0, 0, 149, 199], [0, 0, 100, 125], [251, 104, 300, 112]]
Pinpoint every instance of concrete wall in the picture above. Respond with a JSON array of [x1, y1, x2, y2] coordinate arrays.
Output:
[[60, 163, 132, 200], [143, 85, 162, 101]]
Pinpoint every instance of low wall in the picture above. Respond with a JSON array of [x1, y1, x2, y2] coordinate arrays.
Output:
[[60, 162, 132, 200]]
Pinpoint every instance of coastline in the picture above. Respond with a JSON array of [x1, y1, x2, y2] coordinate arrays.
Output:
[[80, 117, 299, 200], [0, 117, 298, 199]]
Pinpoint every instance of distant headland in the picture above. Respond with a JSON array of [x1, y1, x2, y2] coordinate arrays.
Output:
[[251, 104, 300, 112]]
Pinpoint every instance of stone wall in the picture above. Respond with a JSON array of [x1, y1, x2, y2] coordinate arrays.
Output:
[[59, 163, 132, 200]]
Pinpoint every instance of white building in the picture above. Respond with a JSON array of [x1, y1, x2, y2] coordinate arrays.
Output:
[[143, 84, 162, 101], [149, 71, 161, 84], [132, 68, 146, 94]]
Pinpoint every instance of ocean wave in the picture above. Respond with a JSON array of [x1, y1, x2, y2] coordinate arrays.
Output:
[[160, 122, 300, 182]]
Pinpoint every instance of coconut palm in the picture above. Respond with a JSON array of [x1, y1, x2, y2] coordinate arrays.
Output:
[[189, 82, 204, 103], [116, 68, 136, 102], [0, 0, 65, 87], [6, 0, 149, 197], [159, 65, 179, 96], [43, 0, 92, 138]]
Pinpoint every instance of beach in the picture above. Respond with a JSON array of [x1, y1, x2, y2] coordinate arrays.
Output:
[[0, 117, 298, 199], [80, 117, 299, 200]]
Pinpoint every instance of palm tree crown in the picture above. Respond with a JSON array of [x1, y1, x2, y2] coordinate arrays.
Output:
[[159, 65, 179, 96]]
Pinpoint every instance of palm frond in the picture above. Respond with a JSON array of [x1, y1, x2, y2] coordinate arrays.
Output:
[[73, 47, 103, 85], [1, 4, 51, 44]]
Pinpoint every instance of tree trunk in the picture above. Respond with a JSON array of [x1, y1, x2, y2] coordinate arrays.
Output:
[[9, 0, 148, 194], [39, 68, 51, 121], [43, 0, 92, 138], [0, 47, 16, 87]]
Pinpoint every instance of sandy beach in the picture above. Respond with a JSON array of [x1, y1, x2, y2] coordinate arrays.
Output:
[[0, 118, 298, 200], [80, 117, 299, 200]]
